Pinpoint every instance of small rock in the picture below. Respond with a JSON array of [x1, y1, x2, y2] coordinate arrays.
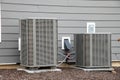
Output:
[[112, 70, 117, 74]]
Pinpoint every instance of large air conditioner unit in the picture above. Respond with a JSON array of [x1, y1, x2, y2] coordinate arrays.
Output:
[[20, 19, 58, 67], [74, 33, 111, 68]]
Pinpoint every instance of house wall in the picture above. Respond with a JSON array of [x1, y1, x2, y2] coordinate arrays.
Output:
[[0, 0, 120, 63]]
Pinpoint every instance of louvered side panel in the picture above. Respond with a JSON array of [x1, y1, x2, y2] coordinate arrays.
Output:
[[75, 33, 111, 68], [92, 34, 97, 66], [36, 19, 45, 65], [103, 34, 111, 67], [27, 19, 33, 66], [75, 34, 84, 66], [21, 19, 57, 67], [21, 20, 27, 65], [92, 34, 100, 66], [92, 34, 111, 67], [84, 34, 90, 66], [36, 19, 57, 66]]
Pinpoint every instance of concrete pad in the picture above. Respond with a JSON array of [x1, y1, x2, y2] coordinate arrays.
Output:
[[72, 67, 114, 72], [17, 68, 62, 73]]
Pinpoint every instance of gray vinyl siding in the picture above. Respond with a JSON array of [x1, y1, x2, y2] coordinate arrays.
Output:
[[0, 0, 120, 63]]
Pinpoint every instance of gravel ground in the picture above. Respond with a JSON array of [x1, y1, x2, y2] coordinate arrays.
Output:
[[0, 67, 119, 80]]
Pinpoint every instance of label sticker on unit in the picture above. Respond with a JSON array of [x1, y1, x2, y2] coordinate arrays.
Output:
[[87, 22, 95, 33]]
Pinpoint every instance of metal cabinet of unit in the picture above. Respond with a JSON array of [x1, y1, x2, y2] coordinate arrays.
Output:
[[74, 33, 111, 68], [20, 19, 58, 67]]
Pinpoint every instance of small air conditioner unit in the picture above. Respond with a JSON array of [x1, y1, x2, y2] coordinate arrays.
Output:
[[74, 33, 111, 68], [20, 19, 58, 67]]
